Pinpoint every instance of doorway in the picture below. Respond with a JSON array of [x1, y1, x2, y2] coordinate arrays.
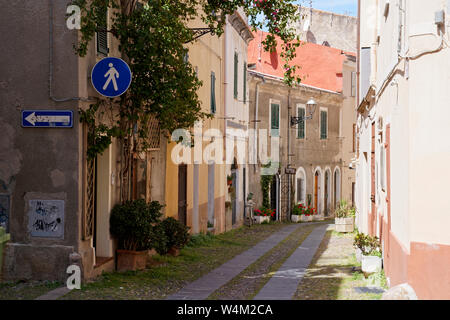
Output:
[[324, 171, 330, 216], [178, 164, 187, 226]]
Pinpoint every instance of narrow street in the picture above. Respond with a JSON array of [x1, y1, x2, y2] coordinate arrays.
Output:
[[1, 221, 386, 300]]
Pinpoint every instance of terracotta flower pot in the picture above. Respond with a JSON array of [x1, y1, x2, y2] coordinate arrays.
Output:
[[117, 250, 148, 272], [168, 247, 180, 257]]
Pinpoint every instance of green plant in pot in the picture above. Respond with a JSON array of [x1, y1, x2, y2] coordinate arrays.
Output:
[[110, 200, 164, 272], [353, 232, 383, 275], [334, 200, 355, 233], [153, 217, 190, 257]]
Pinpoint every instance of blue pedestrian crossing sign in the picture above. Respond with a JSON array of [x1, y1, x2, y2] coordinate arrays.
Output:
[[91, 57, 132, 98], [22, 110, 73, 128]]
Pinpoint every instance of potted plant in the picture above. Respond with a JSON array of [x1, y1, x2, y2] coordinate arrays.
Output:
[[353, 232, 383, 275], [153, 217, 190, 257], [110, 200, 163, 272], [291, 204, 304, 223], [299, 206, 315, 222], [335, 200, 355, 233], [254, 207, 274, 224]]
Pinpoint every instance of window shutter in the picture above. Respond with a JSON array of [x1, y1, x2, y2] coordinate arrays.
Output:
[[320, 111, 327, 139], [211, 72, 216, 114], [298, 107, 305, 139], [96, 6, 108, 55], [234, 53, 238, 99], [271, 103, 279, 137], [243, 62, 247, 103]]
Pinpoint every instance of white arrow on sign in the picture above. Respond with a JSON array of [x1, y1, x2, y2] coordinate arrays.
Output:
[[25, 112, 70, 126]]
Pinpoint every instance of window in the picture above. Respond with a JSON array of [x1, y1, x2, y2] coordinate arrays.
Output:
[[353, 124, 356, 152], [211, 72, 216, 114], [270, 103, 280, 137], [96, 6, 108, 55], [351, 71, 357, 97], [297, 106, 305, 139], [243, 62, 247, 103], [234, 52, 238, 99], [320, 109, 328, 140]]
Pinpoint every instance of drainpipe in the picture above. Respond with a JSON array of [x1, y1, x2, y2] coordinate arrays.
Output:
[[287, 88, 292, 222], [223, 20, 229, 232], [357, 0, 361, 107], [253, 80, 260, 173]]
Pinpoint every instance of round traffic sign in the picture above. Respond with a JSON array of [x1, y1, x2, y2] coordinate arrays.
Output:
[[91, 57, 132, 98]]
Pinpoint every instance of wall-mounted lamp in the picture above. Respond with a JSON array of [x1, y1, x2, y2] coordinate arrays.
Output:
[[290, 98, 317, 127]]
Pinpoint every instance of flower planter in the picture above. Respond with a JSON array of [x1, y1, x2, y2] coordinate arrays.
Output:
[[335, 217, 354, 233], [291, 215, 301, 223], [313, 214, 324, 221], [361, 255, 382, 274], [300, 215, 313, 222], [117, 250, 148, 272], [254, 216, 271, 224]]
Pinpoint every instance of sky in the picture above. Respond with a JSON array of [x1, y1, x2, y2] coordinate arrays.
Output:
[[296, 0, 357, 17]]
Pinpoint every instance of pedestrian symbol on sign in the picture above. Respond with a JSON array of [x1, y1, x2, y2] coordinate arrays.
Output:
[[103, 63, 120, 91], [91, 57, 132, 98]]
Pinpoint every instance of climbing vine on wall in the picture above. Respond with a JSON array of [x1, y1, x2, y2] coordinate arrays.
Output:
[[72, 0, 302, 202]]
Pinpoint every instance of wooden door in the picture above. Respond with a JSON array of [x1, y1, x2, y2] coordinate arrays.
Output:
[[324, 172, 329, 216], [314, 172, 319, 211], [178, 164, 187, 226]]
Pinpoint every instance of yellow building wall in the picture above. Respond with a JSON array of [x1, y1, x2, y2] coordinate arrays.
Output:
[[164, 21, 227, 234]]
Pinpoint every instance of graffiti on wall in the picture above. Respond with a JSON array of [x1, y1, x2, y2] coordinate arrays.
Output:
[[29, 200, 64, 238], [0, 194, 9, 232]]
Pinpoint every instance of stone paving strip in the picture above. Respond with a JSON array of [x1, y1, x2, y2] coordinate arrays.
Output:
[[166, 223, 305, 300], [253, 224, 331, 300], [208, 223, 320, 300]]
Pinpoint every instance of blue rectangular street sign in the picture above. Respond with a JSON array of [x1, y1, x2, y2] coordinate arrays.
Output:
[[22, 110, 73, 128]]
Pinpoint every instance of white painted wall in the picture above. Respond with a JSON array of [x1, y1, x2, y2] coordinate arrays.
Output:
[[357, 0, 450, 248]]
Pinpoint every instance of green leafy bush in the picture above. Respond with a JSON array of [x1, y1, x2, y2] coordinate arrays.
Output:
[[335, 200, 355, 218], [110, 200, 164, 251], [156, 217, 191, 255], [353, 232, 382, 257]]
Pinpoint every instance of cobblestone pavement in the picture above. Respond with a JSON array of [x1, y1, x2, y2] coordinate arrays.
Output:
[[208, 223, 320, 300], [293, 230, 387, 300]]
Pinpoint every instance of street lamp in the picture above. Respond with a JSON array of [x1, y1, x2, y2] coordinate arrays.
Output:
[[290, 98, 317, 127]]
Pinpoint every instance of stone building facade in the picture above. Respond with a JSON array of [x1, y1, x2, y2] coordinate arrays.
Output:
[[0, 0, 166, 282], [293, 6, 357, 52], [247, 30, 356, 220]]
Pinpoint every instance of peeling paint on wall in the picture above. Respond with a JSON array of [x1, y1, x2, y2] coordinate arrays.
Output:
[[0, 118, 22, 192]]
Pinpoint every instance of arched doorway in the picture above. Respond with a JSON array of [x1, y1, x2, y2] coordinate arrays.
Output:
[[295, 167, 306, 205], [325, 169, 332, 216], [314, 168, 322, 214], [334, 167, 341, 209]]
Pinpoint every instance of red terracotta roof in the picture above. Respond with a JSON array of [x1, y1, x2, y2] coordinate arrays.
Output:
[[248, 29, 355, 93]]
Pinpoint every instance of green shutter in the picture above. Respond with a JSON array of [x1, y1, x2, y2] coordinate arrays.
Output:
[[243, 62, 247, 103], [271, 103, 279, 137], [211, 72, 216, 114], [320, 111, 327, 139], [298, 107, 305, 139], [96, 6, 108, 55], [234, 53, 238, 99]]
